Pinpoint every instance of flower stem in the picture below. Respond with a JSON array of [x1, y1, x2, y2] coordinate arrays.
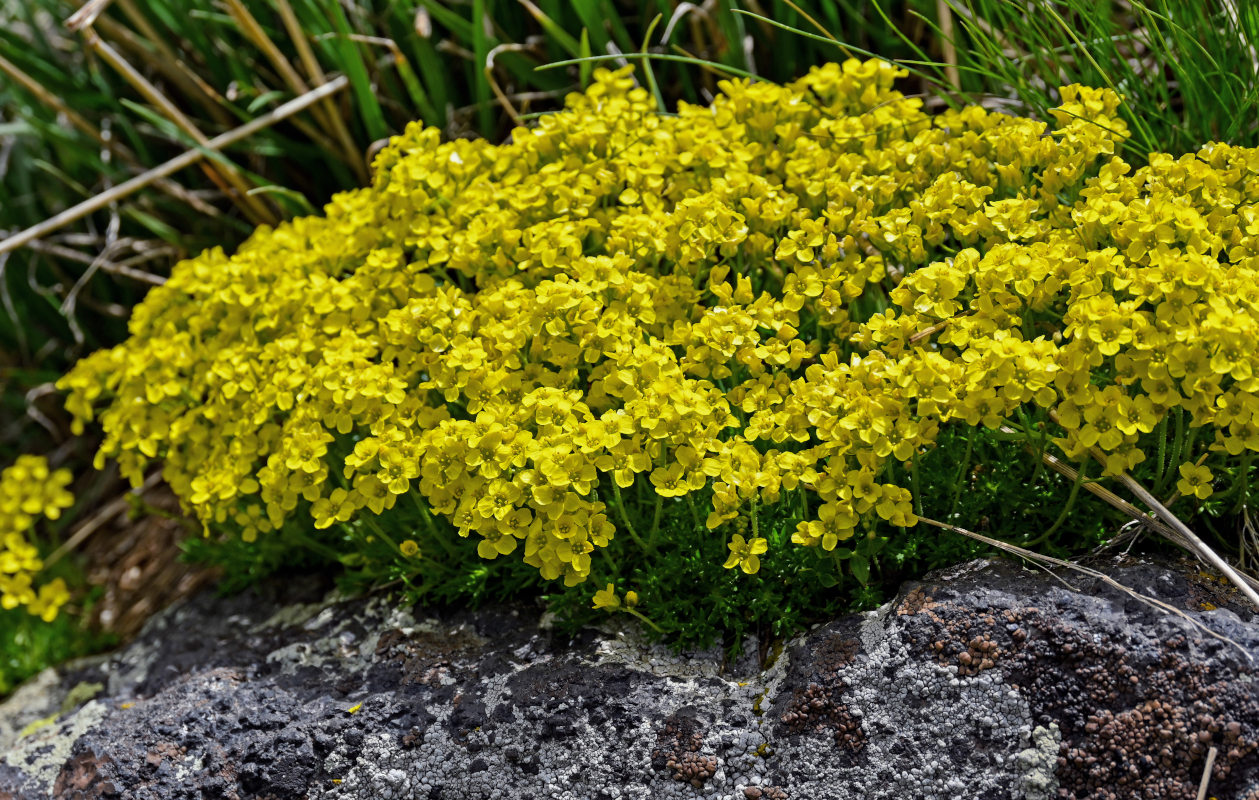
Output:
[[684, 493, 701, 530], [1024, 457, 1085, 548], [949, 427, 974, 518], [612, 481, 654, 555], [648, 490, 663, 549], [623, 606, 663, 634], [412, 494, 459, 560]]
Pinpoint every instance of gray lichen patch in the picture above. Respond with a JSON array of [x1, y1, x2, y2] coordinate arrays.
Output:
[[1016, 723, 1062, 800], [1, 698, 107, 796], [0, 558, 1255, 800]]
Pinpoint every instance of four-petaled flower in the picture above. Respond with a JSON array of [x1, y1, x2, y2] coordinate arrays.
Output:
[[592, 583, 620, 610], [1177, 463, 1213, 499], [724, 534, 768, 574]]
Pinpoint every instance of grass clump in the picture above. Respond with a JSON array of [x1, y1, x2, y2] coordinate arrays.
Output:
[[55, 61, 1259, 650], [936, 0, 1259, 159]]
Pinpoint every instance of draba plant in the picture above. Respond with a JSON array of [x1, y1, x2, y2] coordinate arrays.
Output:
[[59, 61, 1259, 641], [0, 456, 72, 622]]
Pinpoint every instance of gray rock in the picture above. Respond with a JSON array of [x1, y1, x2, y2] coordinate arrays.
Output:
[[1, 557, 1257, 799]]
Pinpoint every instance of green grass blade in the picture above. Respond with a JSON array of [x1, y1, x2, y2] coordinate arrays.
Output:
[[518, 0, 582, 58], [537, 52, 759, 81], [322, 0, 388, 141], [472, 0, 495, 136]]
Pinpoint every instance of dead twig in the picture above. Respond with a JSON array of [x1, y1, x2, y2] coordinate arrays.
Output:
[[1036, 410, 1259, 608], [0, 53, 219, 217], [936, 0, 960, 89], [0, 235, 172, 286], [0, 76, 349, 257], [1118, 470, 1259, 608], [44, 471, 163, 569], [77, 26, 278, 226], [1196, 745, 1218, 800], [1000, 424, 1186, 540], [486, 42, 535, 127]]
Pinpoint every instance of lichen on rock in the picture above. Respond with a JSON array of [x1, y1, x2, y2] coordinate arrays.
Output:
[[0, 557, 1255, 799]]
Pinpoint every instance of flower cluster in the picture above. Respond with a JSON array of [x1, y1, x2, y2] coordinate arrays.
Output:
[[0, 456, 72, 621], [59, 60, 1259, 598]]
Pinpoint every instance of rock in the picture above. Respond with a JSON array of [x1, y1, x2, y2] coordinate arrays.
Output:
[[1, 557, 1257, 799]]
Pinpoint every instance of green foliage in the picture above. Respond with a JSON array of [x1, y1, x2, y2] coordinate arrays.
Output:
[[0, 578, 114, 697], [934, 0, 1259, 158]]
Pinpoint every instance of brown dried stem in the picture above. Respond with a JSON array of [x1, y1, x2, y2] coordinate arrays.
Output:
[[0, 76, 349, 257], [917, 515, 1254, 663], [80, 26, 278, 225]]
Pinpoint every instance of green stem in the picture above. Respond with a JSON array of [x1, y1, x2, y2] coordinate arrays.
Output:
[[290, 529, 345, 563], [1154, 414, 1169, 489], [910, 456, 923, 517], [684, 493, 701, 530], [598, 546, 619, 576], [1161, 406, 1186, 493], [1024, 411, 1047, 483], [648, 490, 663, 548], [1024, 458, 1086, 548], [360, 511, 400, 552], [612, 481, 655, 554], [622, 606, 664, 634], [406, 556, 453, 576], [1235, 451, 1253, 514], [1182, 419, 1201, 468], [949, 427, 974, 518], [411, 494, 459, 560], [831, 549, 845, 584]]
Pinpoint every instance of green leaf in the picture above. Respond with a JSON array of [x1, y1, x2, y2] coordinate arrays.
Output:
[[537, 52, 759, 81], [850, 554, 870, 586], [578, 27, 592, 87], [519, 0, 582, 58]]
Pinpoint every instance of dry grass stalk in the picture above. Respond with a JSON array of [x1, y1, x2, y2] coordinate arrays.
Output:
[[0, 53, 218, 217], [272, 0, 368, 183], [44, 471, 162, 568], [78, 25, 278, 225], [936, 0, 961, 87], [1196, 745, 1218, 800], [1005, 420, 1259, 600], [1118, 470, 1259, 608], [1040, 411, 1259, 608], [0, 76, 349, 257], [917, 515, 1254, 663]]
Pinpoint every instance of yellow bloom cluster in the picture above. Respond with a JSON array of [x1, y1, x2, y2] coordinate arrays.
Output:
[[60, 60, 1259, 589], [0, 456, 72, 621]]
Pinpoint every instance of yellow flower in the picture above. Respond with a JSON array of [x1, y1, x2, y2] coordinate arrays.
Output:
[[1176, 463, 1214, 500], [476, 529, 518, 559], [51, 56, 1259, 603], [27, 578, 70, 623], [592, 583, 620, 610], [399, 539, 420, 558], [723, 534, 768, 574]]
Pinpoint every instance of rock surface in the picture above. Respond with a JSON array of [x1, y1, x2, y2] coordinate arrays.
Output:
[[1, 556, 1257, 800]]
